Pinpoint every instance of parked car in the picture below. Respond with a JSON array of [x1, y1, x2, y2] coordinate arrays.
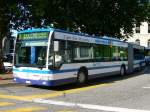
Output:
[[3, 53, 13, 72]]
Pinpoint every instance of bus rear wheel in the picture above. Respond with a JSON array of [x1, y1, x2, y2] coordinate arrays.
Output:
[[77, 70, 87, 84], [120, 66, 126, 76]]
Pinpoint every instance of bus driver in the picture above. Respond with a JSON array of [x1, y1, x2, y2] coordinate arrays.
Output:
[[49, 52, 63, 68]]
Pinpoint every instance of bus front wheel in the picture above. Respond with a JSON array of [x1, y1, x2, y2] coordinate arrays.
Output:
[[77, 69, 88, 84]]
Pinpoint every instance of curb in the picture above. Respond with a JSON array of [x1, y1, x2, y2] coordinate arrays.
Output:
[[0, 82, 17, 87], [0, 74, 13, 80]]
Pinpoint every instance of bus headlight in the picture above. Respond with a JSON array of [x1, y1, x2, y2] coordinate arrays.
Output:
[[13, 73, 18, 77]]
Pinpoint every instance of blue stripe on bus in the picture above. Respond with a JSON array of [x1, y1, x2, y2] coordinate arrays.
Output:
[[13, 68, 78, 74], [13, 64, 123, 74], [21, 39, 48, 42], [18, 28, 52, 34]]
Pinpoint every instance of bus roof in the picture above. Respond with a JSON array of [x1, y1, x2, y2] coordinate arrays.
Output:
[[18, 28, 53, 34]]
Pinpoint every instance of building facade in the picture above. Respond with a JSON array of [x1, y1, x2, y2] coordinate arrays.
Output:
[[127, 22, 150, 47]]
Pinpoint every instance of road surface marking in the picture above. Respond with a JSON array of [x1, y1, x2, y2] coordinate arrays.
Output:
[[143, 87, 150, 89], [33, 99, 150, 112], [0, 106, 46, 112], [0, 94, 27, 101], [0, 83, 111, 101], [0, 102, 14, 106], [24, 83, 112, 100], [58, 110, 76, 112]]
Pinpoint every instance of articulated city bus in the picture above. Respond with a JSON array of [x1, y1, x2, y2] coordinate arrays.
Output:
[[13, 28, 143, 86]]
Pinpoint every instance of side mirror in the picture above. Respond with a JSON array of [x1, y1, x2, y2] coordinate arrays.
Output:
[[54, 41, 59, 52]]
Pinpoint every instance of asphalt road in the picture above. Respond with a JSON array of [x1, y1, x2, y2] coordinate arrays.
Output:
[[1, 67, 150, 112]]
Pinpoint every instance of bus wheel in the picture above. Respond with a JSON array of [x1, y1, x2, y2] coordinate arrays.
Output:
[[120, 66, 126, 76], [77, 70, 87, 84]]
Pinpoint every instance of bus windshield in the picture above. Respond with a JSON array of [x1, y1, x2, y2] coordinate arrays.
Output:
[[15, 42, 47, 67], [14, 32, 49, 68]]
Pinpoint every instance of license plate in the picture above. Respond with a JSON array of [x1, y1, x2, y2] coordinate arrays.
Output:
[[26, 81, 31, 84]]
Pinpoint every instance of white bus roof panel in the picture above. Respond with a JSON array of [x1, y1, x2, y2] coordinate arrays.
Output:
[[54, 31, 128, 47]]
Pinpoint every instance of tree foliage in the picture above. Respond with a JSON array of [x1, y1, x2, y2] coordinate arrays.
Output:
[[0, 0, 149, 38], [27, 0, 150, 38], [0, 0, 17, 72]]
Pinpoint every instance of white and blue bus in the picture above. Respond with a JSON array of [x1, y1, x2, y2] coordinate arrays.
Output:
[[13, 28, 130, 86]]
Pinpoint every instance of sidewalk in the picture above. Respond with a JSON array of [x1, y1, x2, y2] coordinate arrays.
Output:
[[0, 73, 14, 85]]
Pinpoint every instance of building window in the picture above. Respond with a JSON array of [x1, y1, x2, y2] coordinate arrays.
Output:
[[148, 39, 150, 47], [148, 24, 150, 33], [135, 24, 140, 33], [135, 39, 140, 45]]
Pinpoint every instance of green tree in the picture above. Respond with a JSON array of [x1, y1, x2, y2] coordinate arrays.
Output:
[[0, 0, 17, 72], [28, 0, 150, 38], [0, 0, 32, 72]]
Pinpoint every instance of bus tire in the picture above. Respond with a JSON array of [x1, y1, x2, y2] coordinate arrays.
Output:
[[120, 65, 126, 76], [77, 68, 88, 84]]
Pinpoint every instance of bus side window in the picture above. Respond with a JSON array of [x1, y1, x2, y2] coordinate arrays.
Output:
[[103, 45, 111, 61], [93, 44, 103, 61], [59, 40, 73, 63], [119, 47, 127, 61]]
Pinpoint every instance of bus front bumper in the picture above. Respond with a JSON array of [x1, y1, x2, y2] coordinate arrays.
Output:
[[13, 77, 76, 86], [13, 77, 56, 86]]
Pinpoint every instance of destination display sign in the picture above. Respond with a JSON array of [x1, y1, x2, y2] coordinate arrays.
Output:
[[22, 41, 48, 46], [18, 32, 49, 40]]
